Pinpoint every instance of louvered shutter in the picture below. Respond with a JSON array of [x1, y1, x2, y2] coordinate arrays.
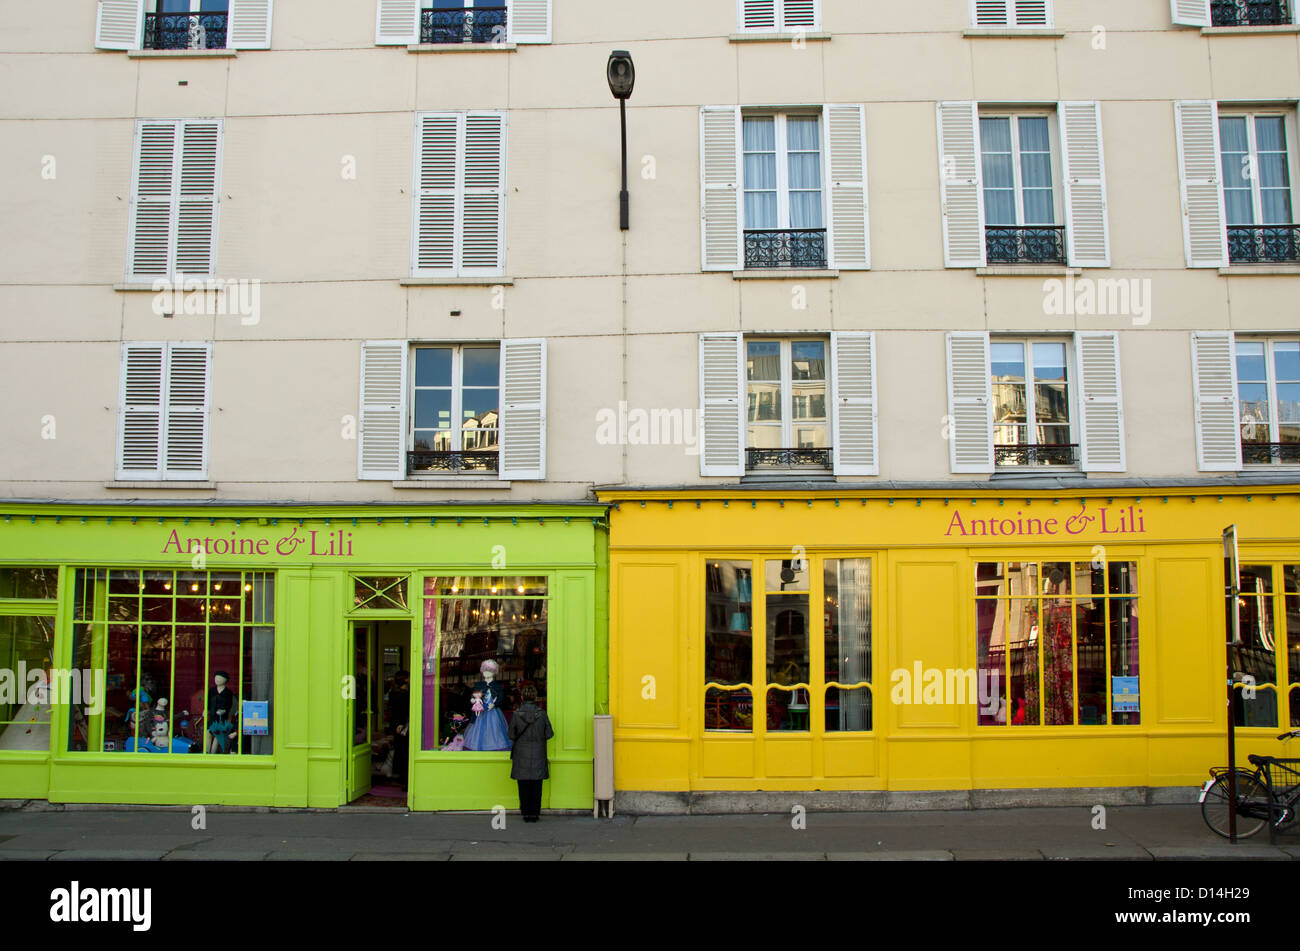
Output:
[[832, 332, 878, 476], [740, 0, 777, 30], [175, 120, 221, 277], [375, 0, 419, 44], [1059, 101, 1110, 268], [163, 343, 212, 479], [781, 0, 819, 29], [413, 113, 458, 276], [947, 333, 994, 474], [129, 122, 178, 281], [937, 101, 985, 268], [1171, 0, 1211, 26], [699, 333, 744, 477], [972, 0, 1011, 24], [117, 344, 165, 480], [499, 338, 546, 481], [700, 107, 742, 271], [1191, 331, 1242, 471], [96, 0, 142, 50], [825, 104, 870, 270], [972, 1, 1051, 26], [228, 0, 273, 49], [461, 113, 506, 275], [358, 341, 408, 481], [1012, 1, 1051, 25], [508, 0, 551, 43], [1175, 101, 1229, 268], [1075, 332, 1126, 473]]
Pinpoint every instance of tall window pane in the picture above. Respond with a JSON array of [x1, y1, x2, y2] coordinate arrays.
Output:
[[824, 559, 871, 732], [705, 561, 753, 731]]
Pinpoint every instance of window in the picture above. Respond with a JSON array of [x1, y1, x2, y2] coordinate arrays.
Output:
[[127, 119, 223, 282], [94, 0, 272, 51], [1231, 564, 1300, 728], [116, 342, 212, 481], [421, 576, 548, 752], [353, 576, 410, 611], [68, 569, 275, 754], [971, 0, 1053, 27], [742, 114, 826, 269], [411, 345, 501, 474], [419, 0, 507, 44], [991, 338, 1076, 467], [737, 0, 820, 32], [1173, 0, 1296, 27], [705, 557, 871, 733], [1237, 338, 1300, 464], [411, 112, 506, 278], [745, 338, 830, 470], [980, 113, 1065, 264], [976, 561, 1139, 727], [375, 0, 550, 45], [0, 569, 58, 754], [1220, 113, 1299, 263]]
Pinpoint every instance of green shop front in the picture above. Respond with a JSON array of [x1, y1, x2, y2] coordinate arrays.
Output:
[[0, 502, 607, 812]]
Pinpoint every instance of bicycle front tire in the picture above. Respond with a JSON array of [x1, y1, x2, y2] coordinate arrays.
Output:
[[1202, 772, 1270, 839]]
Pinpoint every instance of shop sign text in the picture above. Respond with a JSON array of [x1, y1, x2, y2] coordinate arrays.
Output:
[[161, 526, 355, 558], [944, 504, 1146, 539]]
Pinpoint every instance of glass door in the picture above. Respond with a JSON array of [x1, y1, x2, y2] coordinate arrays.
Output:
[[347, 623, 376, 802]]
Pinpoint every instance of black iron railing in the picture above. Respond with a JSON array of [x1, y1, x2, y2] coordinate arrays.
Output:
[[143, 12, 229, 50], [408, 450, 499, 474], [1227, 225, 1300, 264], [746, 447, 833, 470], [1243, 441, 1300, 464], [1211, 0, 1290, 25], [994, 443, 1080, 467], [743, 229, 828, 270], [420, 6, 508, 44], [985, 226, 1067, 265]]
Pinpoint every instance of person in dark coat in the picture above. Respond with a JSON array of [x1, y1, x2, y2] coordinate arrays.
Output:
[[391, 671, 410, 787], [507, 684, 554, 822]]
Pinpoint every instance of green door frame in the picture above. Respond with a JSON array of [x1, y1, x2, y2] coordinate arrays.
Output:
[[346, 622, 375, 803]]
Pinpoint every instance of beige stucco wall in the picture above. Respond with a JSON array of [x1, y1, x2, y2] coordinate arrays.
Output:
[[1, 0, 1298, 501]]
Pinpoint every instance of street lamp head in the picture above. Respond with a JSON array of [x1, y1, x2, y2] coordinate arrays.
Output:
[[607, 50, 635, 100]]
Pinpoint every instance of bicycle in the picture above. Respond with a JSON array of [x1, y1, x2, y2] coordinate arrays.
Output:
[[1200, 729, 1300, 839]]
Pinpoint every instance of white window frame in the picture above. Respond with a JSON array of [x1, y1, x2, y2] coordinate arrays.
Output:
[[737, 0, 821, 33], [979, 109, 1065, 228], [1236, 336, 1300, 463], [742, 112, 827, 233], [408, 343, 501, 457], [745, 336, 832, 455], [1217, 109, 1300, 227], [990, 336, 1078, 467], [970, 0, 1054, 27]]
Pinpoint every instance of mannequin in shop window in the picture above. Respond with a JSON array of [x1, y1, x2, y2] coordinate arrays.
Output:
[[1041, 569, 1074, 726], [464, 659, 511, 751], [207, 671, 238, 754]]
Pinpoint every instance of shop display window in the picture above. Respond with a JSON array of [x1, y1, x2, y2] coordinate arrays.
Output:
[[0, 615, 57, 751], [1232, 563, 1300, 729], [824, 560, 872, 732], [976, 561, 1139, 727], [705, 561, 754, 731], [68, 569, 275, 755], [420, 576, 548, 752]]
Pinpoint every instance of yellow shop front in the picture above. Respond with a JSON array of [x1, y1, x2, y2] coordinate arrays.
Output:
[[601, 486, 1300, 805]]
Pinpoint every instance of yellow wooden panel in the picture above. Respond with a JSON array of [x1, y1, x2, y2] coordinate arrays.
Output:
[[701, 738, 756, 778], [763, 739, 814, 777], [1155, 556, 1216, 725], [613, 561, 681, 731], [614, 738, 691, 791], [822, 737, 877, 778], [891, 559, 962, 730]]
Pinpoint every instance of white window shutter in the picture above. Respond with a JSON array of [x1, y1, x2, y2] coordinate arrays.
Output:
[[117, 343, 165, 480], [700, 107, 742, 271], [1059, 101, 1110, 268], [228, 0, 273, 49], [832, 332, 878, 477], [1075, 332, 1126, 473], [937, 101, 985, 268], [947, 332, 994, 474], [740, 0, 777, 30], [163, 343, 212, 479], [699, 333, 744, 477], [358, 341, 408, 481], [1175, 101, 1229, 268], [972, 0, 1010, 25], [96, 0, 142, 50], [129, 121, 179, 281], [375, 0, 419, 44], [499, 338, 546, 481], [825, 104, 870, 270], [460, 113, 506, 275], [413, 113, 458, 276], [507, 0, 551, 43], [782, 0, 820, 29], [1171, 0, 1211, 26], [1191, 331, 1242, 471], [1013, 1, 1051, 25], [175, 120, 222, 277]]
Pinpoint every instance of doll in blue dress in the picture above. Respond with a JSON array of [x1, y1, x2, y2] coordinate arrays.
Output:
[[463, 660, 511, 751]]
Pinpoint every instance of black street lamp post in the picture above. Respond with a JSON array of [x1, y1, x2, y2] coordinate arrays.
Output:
[[607, 50, 635, 230]]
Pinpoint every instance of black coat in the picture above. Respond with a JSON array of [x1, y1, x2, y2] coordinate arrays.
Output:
[[507, 703, 554, 780]]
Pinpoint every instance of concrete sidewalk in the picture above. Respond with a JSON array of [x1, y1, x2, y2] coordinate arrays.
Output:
[[0, 802, 1297, 860]]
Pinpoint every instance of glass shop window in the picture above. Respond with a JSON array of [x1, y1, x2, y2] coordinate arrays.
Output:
[[0, 567, 58, 601], [1231, 563, 1300, 728], [705, 561, 754, 731], [420, 576, 548, 752], [68, 569, 275, 755], [824, 559, 872, 732], [0, 615, 57, 752]]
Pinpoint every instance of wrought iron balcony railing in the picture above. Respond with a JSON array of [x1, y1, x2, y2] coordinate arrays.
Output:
[[985, 226, 1067, 265], [743, 229, 828, 270], [746, 447, 833, 470], [408, 450, 499, 474], [420, 6, 508, 44], [1243, 441, 1300, 465], [1211, 0, 1290, 25], [994, 443, 1080, 467], [143, 12, 229, 50], [1227, 225, 1300, 264]]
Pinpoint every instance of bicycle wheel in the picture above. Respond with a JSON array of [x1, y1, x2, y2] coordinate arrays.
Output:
[[1202, 772, 1270, 839]]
